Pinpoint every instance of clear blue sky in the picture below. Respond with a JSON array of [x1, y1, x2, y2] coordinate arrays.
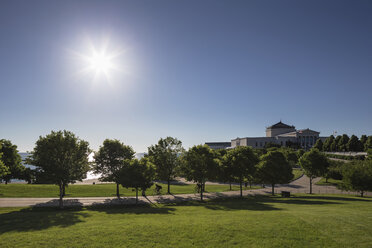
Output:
[[0, 0, 371, 152]]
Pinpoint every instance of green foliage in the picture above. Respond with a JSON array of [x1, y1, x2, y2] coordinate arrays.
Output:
[[27, 130, 91, 208], [0, 146, 10, 178], [368, 149, 372, 160], [324, 160, 344, 182], [0, 139, 24, 183], [299, 149, 329, 193], [224, 146, 258, 197], [93, 139, 135, 198], [118, 158, 155, 203], [280, 148, 298, 167], [322, 135, 334, 152], [181, 145, 218, 200], [365, 136, 372, 152], [313, 139, 323, 151], [257, 151, 293, 195], [360, 135, 367, 151], [338, 134, 350, 152], [147, 137, 184, 194], [296, 149, 305, 158], [347, 135, 362, 152], [340, 160, 372, 197]]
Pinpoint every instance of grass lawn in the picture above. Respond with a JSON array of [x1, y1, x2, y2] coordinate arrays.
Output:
[[315, 178, 342, 186], [0, 183, 261, 198], [292, 168, 303, 181], [0, 195, 371, 247]]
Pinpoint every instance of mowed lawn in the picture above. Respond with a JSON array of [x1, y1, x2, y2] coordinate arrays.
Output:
[[0, 195, 371, 248], [0, 183, 257, 198]]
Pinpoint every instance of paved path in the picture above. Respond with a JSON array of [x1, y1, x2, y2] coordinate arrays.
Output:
[[0, 175, 369, 207]]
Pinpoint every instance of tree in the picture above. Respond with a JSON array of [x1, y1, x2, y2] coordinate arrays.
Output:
[[215, 149, 234, 190], [313, 139, 323, 151], [299, 149, 329, 194], [225, 146, 258, 197], [0, 146, 9, 178], [147, 137, 184, 194], [340, 160, 372, 197], [257, 151, 293, 195], [324, 160, 344, 183], [27, 130, 90, 208], [338, 135, 349, 152], [323, 135, 334, 152], [281, 148, 298, 167], [346, 135, 362, 152], [360, 135, 367, 151], [93, 139, 135, 198], [334, 135, 342, 151], [364, 136, 372, 152], [181, 145, 217, 201], [0, 139, 25, 184], [118, 158, 155, 204], [297, 149, 305, 159]]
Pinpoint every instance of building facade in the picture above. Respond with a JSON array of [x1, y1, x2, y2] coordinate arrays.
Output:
[[231, 121, 326, 149], [206, 121, 327, 150]]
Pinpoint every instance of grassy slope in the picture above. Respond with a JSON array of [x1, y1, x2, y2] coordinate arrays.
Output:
[[316, 178, 342, 186], [0, 195, 371, 248], [292, 168, 303, 181], [0, 183, 262, 198]]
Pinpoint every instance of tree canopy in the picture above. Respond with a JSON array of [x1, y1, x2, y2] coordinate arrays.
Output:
[[299, 149, 329, 194], [340, 160, 372, 197], [225, 146, 258, 197], [0, 146, 9, 178], [181, 145, 217, 201], [27, 130, 91, 208], [118, 158, 155, 203], [93, 139, 135, 198], [257, 151, 293, 195], [0, 139, 24, 184], [147, 137, 184, 194]]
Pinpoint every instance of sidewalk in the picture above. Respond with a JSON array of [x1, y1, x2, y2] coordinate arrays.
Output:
[[0, 176, 369, 207]]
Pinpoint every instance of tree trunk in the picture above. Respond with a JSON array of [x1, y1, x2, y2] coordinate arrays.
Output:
[[59, 183, 64, 209], [200, 182, 203, 201], [5, 180, 8, 185], [271, 184, 275, 196], [167, 179, 171, 194], [309, 177, 313, 194], [249, 181, 252, 189], [202, 183, 205, 193], [361, 190, 364, 197], [62, 183, 66, 197], [135, 188, 138, 204], [116, 183, 120, 198], [240, 180, 243, 197], [325, 177, 328, 183], [229, 182, 232, 191]]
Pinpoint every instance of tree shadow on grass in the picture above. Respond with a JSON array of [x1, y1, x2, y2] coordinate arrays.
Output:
[[290, 195, 372, 202], [87, 202, 176, 215], [0, 202, 89, 234]]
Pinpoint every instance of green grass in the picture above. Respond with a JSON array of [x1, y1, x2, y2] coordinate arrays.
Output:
[[316, 178, 342, 186], [0, 183, 261, 198], [0, 195, 371, 247], [292, 168, 303, 181]]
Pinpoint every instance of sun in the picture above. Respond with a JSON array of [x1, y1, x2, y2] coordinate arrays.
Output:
[[72, 38, 125, 82], [88, 51, 113, 74]]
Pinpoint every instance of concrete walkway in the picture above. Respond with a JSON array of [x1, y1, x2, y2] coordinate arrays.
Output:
[[0, 175, 369, 207]]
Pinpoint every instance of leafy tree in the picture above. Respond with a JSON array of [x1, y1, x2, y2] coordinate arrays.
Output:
[[225, 146, 258, 197], [279, 148, 298, 167], [147, 137, 184, 194], [297, 149, 305, 159], [118, 158, 155, 204], [324, 160, 344, 182], [323, 135, 334, 152], [338, 135, 351, 152], [364, 136, 372, 152], [181, 145, 217, 201], [0, 139, 25, 184], [360, 135, 367, 151], [0, 146, 9, 178], [313, 139, 323, 151], [347, 135, 362, 152], [215, 149, 234, 190], [330, 140, 337, 152], [27, 130, 90, 208], [257, 151, 293, 195], [299, 149, 329, 194], [334, 135, 342, 151], [264, 142, 281, 149], [93, 139, 135, 198], [339, 160, 372, 197]]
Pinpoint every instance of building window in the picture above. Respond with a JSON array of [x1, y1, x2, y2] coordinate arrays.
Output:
[[260, 142, 262, 147], [255, 142, 258, 147]]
